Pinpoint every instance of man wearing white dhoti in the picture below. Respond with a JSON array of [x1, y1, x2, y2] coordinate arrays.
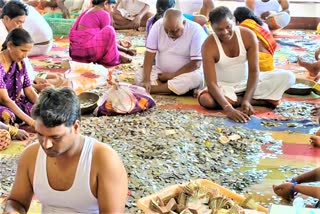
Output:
[[23, 5, 53, 56], [135, 9, 207, 95], [112, 0, 154, 30], [56, 0, 92, 18], [245, 0, 290, 32], [198, 6, 295, 123]]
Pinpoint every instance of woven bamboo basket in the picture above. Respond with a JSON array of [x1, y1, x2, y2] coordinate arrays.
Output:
[[137, 179, 268, 213], [44, 12, 79, 35]]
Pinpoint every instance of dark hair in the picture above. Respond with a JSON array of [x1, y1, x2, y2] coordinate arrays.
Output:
[[153, 0, 176, 24], [32, 87, 81, 128], [0, 0, 28, 19], [0, 0, 6, 8], [1, 28, 33, 51], [209, 6, 233, 24], [233, 6, 263, 26], [91, 0, 116, 6]]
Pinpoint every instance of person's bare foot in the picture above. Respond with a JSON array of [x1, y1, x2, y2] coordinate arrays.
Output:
[[310, 135, 320, 147], [126, 49, 137, 56], [298, 57, 320, 77], [120, 54, 132, 64]]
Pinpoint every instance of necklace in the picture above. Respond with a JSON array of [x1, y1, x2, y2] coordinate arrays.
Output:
[[0, 51, 12, 73]]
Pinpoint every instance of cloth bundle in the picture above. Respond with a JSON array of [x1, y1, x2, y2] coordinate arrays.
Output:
[[98, 82, 156, 116], [67, 61, 109, 95]]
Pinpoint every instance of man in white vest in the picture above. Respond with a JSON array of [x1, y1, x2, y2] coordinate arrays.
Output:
[[4, 87, 128, 213]]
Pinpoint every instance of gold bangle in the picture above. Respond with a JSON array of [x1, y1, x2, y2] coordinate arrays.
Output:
[[8, 125, 18, 137]]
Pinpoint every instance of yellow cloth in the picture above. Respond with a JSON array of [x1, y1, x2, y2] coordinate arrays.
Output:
[[259, 52, 274, 72], [241, 19, 277, 55]]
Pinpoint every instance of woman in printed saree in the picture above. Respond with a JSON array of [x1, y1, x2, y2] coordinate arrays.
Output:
[[69, 0, 135, 66], [0, 28, 37, 127], [234, 6, 277, 72]]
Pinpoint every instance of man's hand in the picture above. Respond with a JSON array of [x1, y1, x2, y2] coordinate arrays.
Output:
[[132, 15, 142, 29], [260, 11, 271, 20], [33, 77, 48, 85], [32, 82, 51, 93], [225, 106, 250, 123], [310, 135, 320, 148], [141, 80, 151, 93], [273, 183, 292, 200], [158, 72, 175, 82], [311, 105, 320, 116], [241, 100, 255, 116], [118, 40, 132, 49], [262, 11, 278, 20]]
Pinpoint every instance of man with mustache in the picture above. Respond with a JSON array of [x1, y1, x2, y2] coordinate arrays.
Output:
[[198, 6, 295, 123]]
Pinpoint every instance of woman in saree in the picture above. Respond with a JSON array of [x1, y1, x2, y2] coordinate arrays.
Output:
[[0, 28, 37, 127], [234, 6, 277, 72], [69, 0, 136, 66]]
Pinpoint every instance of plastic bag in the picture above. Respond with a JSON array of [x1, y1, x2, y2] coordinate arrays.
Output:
[[67, 61, 109, 95], [98, 82, 156, 116]]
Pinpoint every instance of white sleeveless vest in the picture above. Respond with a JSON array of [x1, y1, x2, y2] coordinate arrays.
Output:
[[33, 136, 99, 214], [212, 26, 248, 84]]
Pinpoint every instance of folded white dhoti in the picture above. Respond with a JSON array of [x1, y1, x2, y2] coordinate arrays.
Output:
[[135, 66, 203, 95], [203, 70, 295, 102], [118, 0, 150, 20]]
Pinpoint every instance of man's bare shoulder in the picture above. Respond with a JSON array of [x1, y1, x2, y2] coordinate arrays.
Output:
[[202, 34, 217, 51], [16, 142, 40, 170], [92, 141, 122, 166], [239, 26, 256, 38], [239, 26, 258, 47], [20, 143, 40, 161]]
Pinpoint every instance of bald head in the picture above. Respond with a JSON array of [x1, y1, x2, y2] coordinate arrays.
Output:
[[163, 8, 185, 39], [163, 8, 183, 24]]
